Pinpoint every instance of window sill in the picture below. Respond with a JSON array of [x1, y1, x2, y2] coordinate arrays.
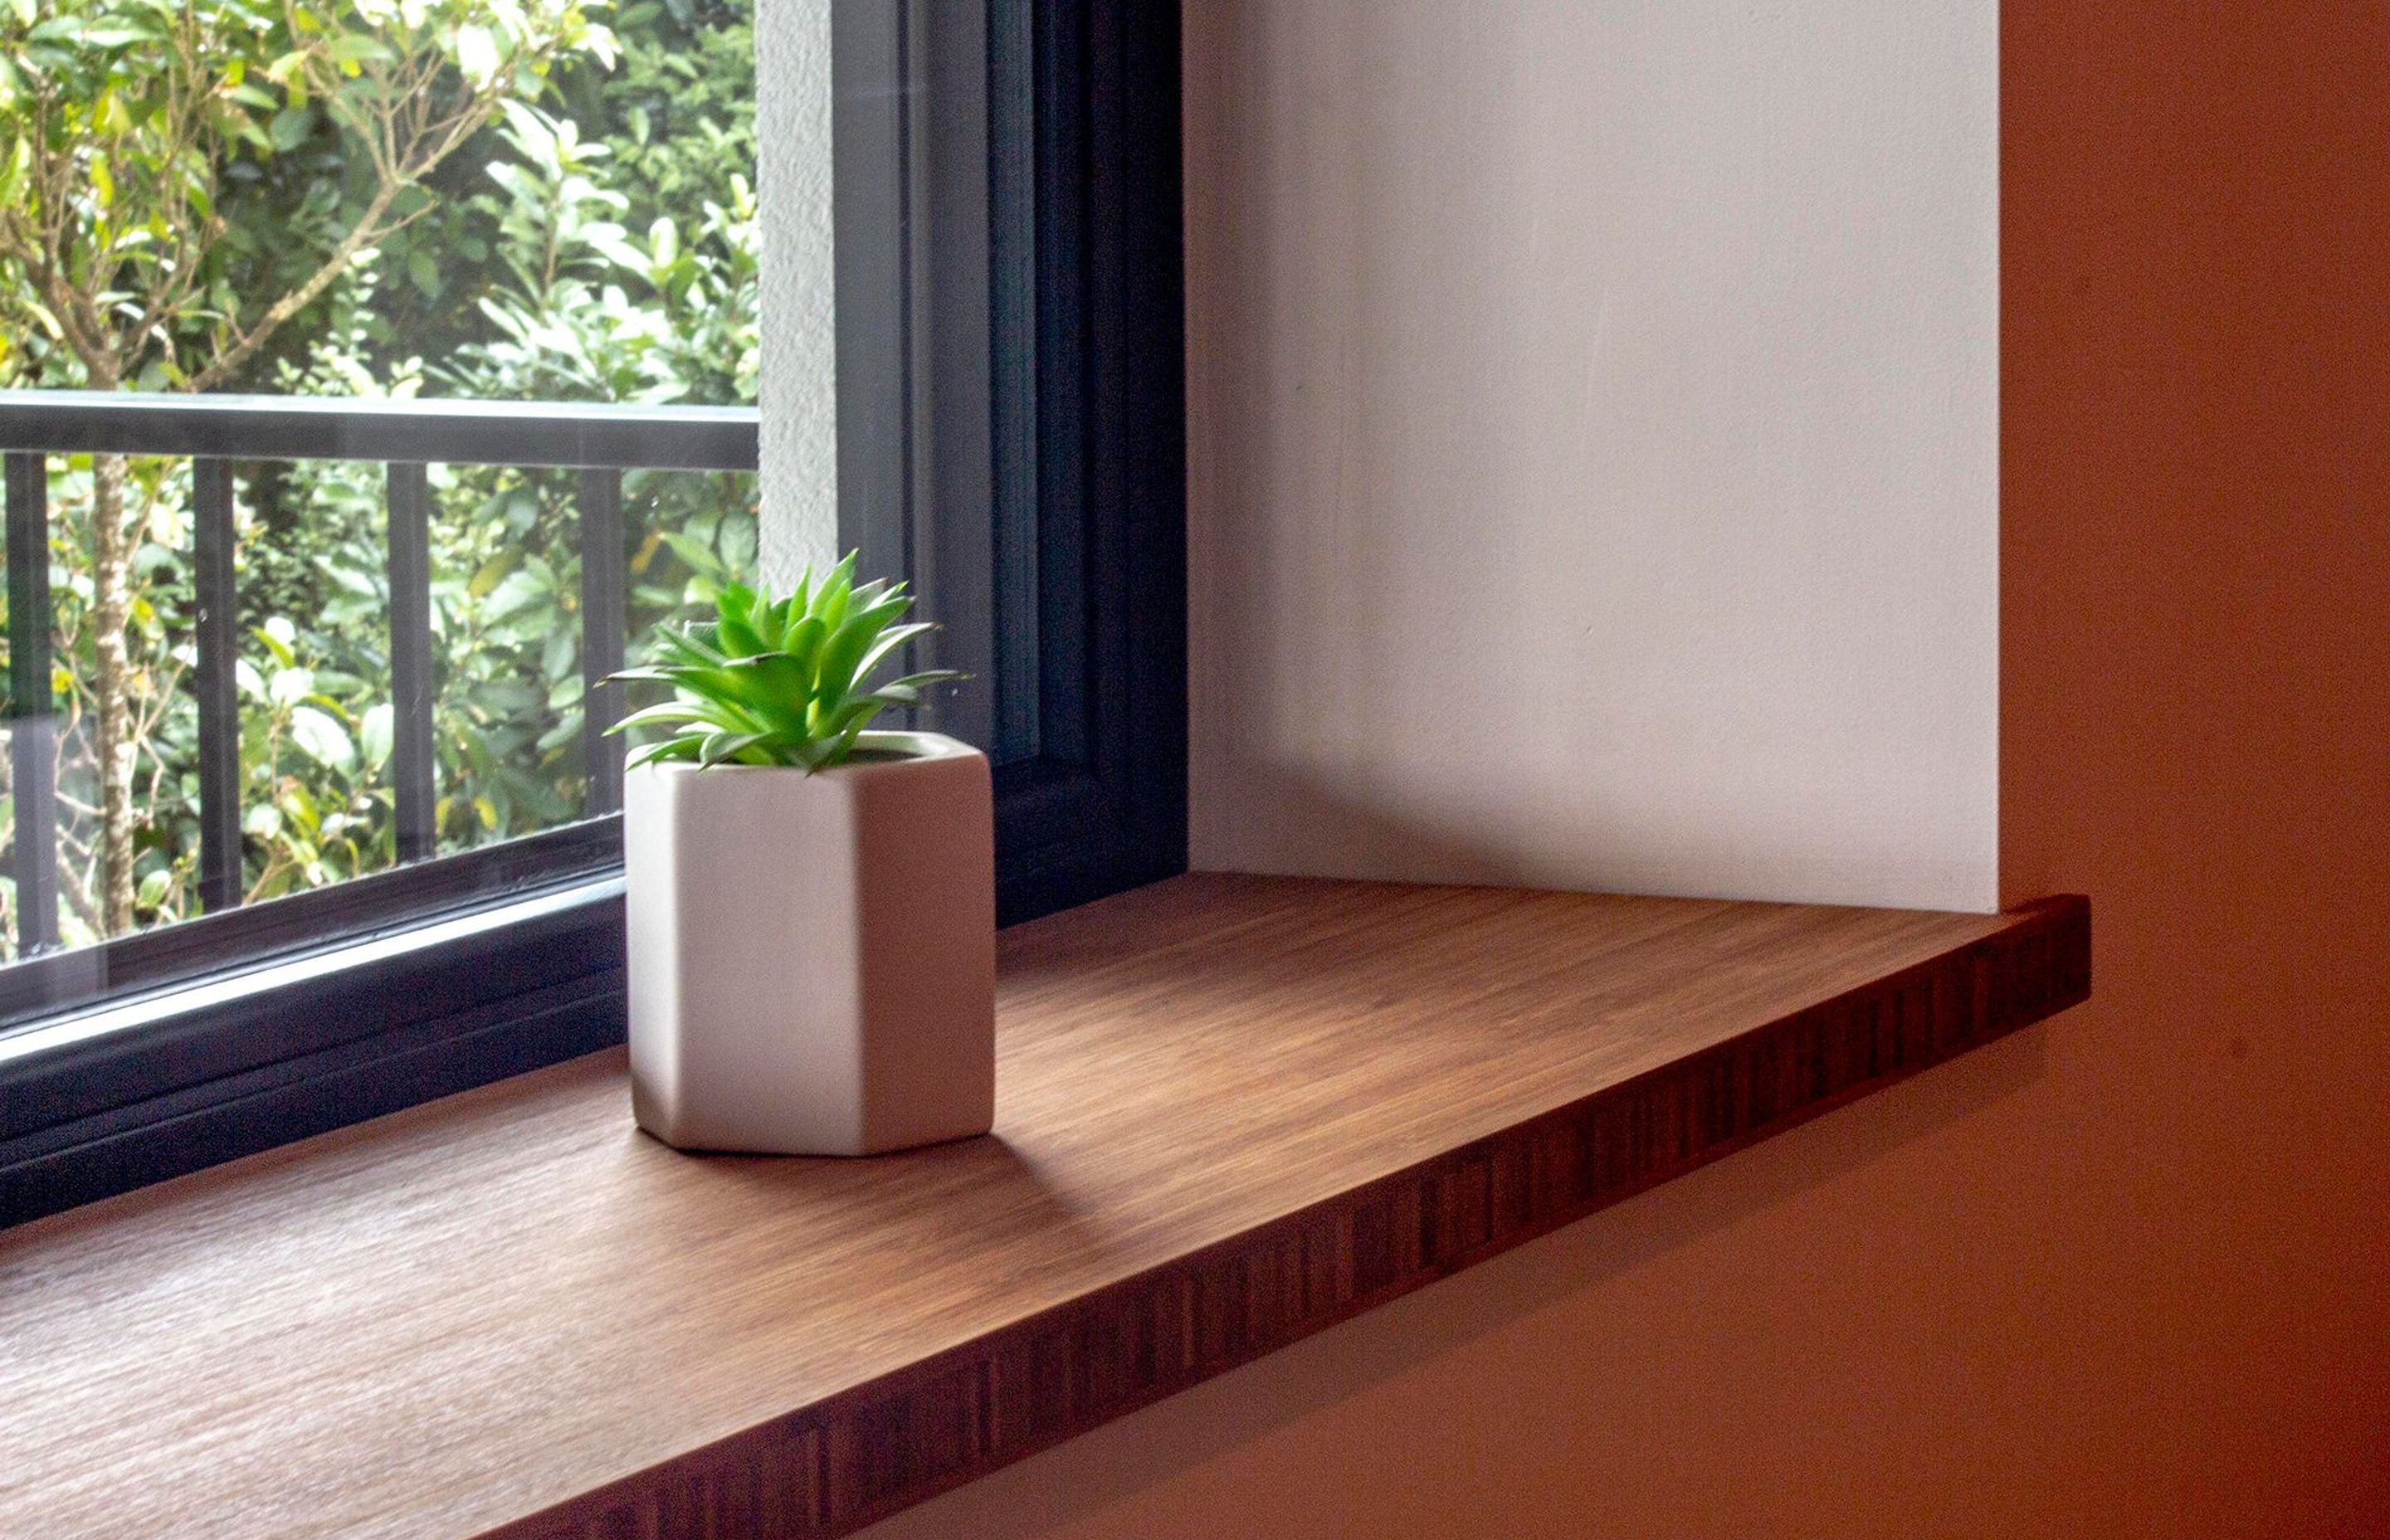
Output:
[[0, 874, 2089, 1538]]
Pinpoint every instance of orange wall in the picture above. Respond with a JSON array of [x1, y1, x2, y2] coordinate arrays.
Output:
[[860, 6, 2390, 1536], [1995, 1, 2390, 1525]]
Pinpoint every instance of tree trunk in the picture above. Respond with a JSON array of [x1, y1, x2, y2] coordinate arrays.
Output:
[[88, 452, 136, 935]]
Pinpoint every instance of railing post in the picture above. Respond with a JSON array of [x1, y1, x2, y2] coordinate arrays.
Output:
[[192, 459, 242, 913], [5, 451, 57, 954], [386, 463, 437, 865], [577, 468, 625, 815]]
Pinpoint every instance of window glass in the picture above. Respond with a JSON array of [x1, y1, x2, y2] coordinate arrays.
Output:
[[0, 0, 761, 1014]]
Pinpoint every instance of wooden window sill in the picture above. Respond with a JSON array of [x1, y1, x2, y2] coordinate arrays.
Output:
[[0, 874, 2089, 1538]]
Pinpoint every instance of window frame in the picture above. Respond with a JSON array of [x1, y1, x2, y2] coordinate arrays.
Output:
[[0, 0, 1185, 1227]]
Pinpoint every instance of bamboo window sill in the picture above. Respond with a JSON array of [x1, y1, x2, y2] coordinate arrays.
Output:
[[0, 874, 2090, 1539]]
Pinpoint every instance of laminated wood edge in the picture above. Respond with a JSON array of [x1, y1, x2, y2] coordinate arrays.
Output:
[[507, 894, 2091, 1540]]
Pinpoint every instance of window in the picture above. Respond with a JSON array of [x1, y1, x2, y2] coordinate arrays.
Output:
[[0, 0, 1183, 1226]]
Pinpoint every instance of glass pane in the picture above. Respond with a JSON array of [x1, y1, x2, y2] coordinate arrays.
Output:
[[0, 0, 763, 1022]]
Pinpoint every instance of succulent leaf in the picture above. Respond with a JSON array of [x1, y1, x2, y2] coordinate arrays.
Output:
[[603, 552, 963, 773]]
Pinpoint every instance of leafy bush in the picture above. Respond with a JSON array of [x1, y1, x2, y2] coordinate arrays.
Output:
[[0, 0, 760, 954], [0, 0, 617, 392], [611, 555, 957, 772]]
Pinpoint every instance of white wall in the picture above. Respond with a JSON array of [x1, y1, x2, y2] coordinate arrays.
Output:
[[754, 0, 837, 584], [1185, 0, 1999, 911]]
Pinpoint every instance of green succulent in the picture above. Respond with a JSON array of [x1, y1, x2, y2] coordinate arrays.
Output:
[[606, 553, 958, 772]]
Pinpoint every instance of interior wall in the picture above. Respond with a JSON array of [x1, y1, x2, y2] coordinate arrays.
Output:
[[859, 2, 2390, 1537], [1183, 0, 1999, 911]]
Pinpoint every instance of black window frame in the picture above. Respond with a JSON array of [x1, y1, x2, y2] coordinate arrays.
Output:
[[0, 0, 1184, 1227]]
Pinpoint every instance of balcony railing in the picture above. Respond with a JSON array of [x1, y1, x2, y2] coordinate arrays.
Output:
[[0, 390, 758, 980]]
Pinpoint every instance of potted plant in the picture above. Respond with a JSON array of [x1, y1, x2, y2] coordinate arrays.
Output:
[[607, 553, 993, 1156]]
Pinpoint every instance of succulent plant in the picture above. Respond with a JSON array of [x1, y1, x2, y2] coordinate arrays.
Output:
[[606, 553, 958, 772]]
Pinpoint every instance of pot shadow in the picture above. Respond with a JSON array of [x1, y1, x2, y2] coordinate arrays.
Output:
[[637, 1125, 1127, 1278]]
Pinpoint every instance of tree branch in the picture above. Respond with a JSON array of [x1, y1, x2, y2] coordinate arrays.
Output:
[[183, 179, 410, 393]]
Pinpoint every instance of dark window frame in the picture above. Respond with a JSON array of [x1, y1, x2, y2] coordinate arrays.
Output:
[[0, 0, 1184, 1227]]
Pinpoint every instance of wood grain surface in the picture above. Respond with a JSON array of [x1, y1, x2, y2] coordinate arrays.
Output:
[[0, 875, 2089, 1539]]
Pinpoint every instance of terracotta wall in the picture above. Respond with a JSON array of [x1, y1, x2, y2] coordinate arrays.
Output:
[[860, 3, 2390, 1535]]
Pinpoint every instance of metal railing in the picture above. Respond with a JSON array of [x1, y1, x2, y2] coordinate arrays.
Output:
[[0, 391, 758, 962]]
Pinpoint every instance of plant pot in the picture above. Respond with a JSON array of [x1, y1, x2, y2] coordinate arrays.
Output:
[[622, 731, 995, 1155]]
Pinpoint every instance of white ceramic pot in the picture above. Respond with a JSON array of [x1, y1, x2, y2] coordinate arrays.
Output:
[[622, 731, 995, 1155]]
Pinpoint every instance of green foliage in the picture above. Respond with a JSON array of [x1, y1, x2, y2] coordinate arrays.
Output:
[[609, 555, 958, 773], [0, 0, 615, 389], [0, 0, 759, 953], [428, 98, 758, 406]]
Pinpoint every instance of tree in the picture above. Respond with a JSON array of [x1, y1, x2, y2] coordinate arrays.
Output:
[[0, 0, 612, 933]]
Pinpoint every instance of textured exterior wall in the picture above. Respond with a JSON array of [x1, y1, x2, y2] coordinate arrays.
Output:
[[755, 0, 837, 582]]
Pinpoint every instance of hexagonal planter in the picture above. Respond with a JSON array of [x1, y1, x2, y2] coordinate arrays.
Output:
[[622, 731, 995, 1156]]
